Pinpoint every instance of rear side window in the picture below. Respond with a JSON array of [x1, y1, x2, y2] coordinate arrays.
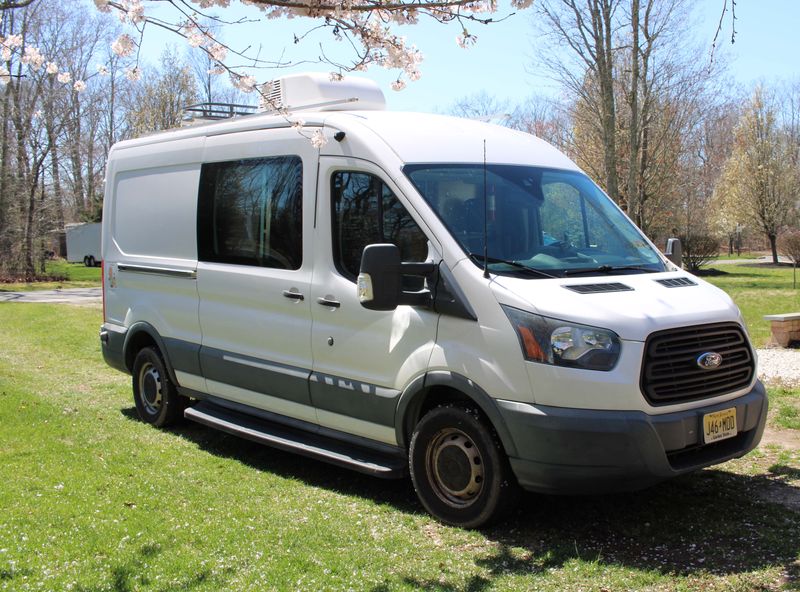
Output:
[[198, 156, 303, 269], [331, 171, 427, 281]]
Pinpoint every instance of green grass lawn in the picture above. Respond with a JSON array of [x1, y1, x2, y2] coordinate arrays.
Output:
[[711, 251, 770, 261], [702, 264, 800, 347], [1, 303, 798, 591], [0, 259, 101, 291]]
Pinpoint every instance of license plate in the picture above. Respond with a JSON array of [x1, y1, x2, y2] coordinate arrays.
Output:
[[702, 407, 737, 444]]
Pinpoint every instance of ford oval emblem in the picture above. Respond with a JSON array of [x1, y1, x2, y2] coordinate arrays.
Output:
[[697, 352, 723, 370]]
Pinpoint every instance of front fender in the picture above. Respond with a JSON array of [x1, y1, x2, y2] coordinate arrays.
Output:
[[395, 370, 519, 457]]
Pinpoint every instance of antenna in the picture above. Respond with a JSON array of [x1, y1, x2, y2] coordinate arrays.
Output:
[[483, 139, 489, 280]]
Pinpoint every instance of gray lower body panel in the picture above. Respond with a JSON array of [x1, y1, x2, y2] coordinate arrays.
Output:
[[499, 381, 768, 494], [100, 325, 127, 374]]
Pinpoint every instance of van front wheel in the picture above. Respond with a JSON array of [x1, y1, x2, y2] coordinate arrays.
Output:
[[132, 347, 185, 427], [409, 405, 518, 528]]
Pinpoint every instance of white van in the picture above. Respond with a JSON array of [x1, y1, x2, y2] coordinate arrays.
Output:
[[100, 73, 766, 527]]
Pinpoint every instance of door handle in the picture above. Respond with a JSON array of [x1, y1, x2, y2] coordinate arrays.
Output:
[[282, 290, 304, 301], [316, 297, 341, 308]]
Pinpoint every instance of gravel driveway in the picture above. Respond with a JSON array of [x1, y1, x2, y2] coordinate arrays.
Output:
[[757, 348, 800, 387], [0, 287, 101, 304]]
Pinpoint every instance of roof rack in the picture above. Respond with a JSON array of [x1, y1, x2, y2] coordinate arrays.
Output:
[[182, 102, 258, 123]]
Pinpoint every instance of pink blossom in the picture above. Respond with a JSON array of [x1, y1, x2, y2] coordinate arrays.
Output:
[[208, 43, 227, 62], [46, 62, 59, 75], [310, 129, 327, 148], [187, 32, 205, 48], [232, 73, 257, 92], [73, 80, 87, 92], [124, 66, 141, 81], [21, 46, 45, 70], [5, 34, 23, 48], [57, 72, 72, 84], [111, 34, 136, 58], [126, 1, 146, 24]]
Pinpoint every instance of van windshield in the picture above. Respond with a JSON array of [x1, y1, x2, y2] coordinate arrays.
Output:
[[403, 164, 666, 278]]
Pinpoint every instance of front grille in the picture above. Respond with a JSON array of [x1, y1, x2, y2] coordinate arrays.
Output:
[[564, 282, 633, 294], [641, 322, 754, 405]]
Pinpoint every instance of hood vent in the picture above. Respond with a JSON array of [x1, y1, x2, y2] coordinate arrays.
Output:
[[564, 282, 633, 294], [655, 277, 698, 288]]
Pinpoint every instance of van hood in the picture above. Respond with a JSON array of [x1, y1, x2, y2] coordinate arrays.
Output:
[[491, 272, 741, 342]]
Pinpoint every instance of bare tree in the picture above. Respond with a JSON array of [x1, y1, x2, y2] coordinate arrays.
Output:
[[535, 0, 722, 240], [124, 48, 198, 137], [0, 0, 125, 275], [535, 0, 622, 203]]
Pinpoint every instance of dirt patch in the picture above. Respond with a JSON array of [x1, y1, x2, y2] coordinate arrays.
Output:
[[751, 426, 800, 512], [0, 273, 67, 284], [761, 426, 800, 449]]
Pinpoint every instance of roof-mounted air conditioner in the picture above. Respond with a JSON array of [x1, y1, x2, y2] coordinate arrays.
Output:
[[259, 72, 386, 113]]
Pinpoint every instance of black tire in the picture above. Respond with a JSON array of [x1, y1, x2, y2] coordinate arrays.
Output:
[[87, 255, 96, 267], [132, 347, 185, 427], [83, 256, 90, 267], [409, 404, 519, 528]]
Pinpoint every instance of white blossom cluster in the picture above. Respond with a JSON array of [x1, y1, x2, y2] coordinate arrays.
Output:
[[0, 33, 87, 92], [97, 0, 534, 95]]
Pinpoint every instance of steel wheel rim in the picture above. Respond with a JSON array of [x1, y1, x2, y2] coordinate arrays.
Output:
[[425, 427, 485, 508], [138, 362, 163, 415]]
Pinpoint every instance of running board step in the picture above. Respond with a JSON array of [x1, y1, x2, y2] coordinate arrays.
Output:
[[184, 402, 406, 479]]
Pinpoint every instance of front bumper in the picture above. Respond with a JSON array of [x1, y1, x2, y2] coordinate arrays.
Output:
[[498, 381, 768, 494]]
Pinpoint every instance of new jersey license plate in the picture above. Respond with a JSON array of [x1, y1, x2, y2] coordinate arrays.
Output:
[[702, 407, 737, 444]]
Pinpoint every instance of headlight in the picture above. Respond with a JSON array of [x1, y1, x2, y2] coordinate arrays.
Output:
[[501, 305, 621, 371]]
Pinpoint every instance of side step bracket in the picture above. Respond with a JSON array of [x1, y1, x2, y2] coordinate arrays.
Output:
[[184, 401, 406, 479]]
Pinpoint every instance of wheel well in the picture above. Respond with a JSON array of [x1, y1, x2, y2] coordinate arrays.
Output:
[[124, 331, 158, 373], [404, 386, 490, 446]]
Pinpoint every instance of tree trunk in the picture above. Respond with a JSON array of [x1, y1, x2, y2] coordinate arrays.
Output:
[[24, 174, 37, 279], [69, 111, 86, 215], [596, 0, 620, 204], [0, 80, 12, 268], [626, 0, 641, 222], [769, 232, 778, 264]]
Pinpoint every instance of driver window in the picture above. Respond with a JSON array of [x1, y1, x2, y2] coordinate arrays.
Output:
[[332, 171, 428, 282]]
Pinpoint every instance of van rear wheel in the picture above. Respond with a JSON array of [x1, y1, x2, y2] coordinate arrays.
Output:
[[409, 404, 518, 528], [132, 347, 185, 427]]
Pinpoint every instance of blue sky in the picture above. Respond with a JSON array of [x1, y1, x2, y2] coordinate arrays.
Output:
[[139, 0, 800, 112]]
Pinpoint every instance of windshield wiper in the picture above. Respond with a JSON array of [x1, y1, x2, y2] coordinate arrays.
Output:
[[468, 253, 557, 278], [563, 264, 660, 276]]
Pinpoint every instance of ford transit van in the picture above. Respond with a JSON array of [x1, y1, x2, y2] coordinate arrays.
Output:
[[100, 73, 767, 527]]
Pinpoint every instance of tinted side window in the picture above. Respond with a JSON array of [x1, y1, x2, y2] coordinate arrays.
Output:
[[332, 171, 427, 280], [198, 156, 302, 269]]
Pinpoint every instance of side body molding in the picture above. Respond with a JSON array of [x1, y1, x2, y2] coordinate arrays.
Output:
[[394, 370, 519, 458]]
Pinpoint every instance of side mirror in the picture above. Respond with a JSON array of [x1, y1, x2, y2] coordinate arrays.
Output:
[[357, 243, 435, 311], [665, 237, 683, 269], [358, 244, 402, 310]]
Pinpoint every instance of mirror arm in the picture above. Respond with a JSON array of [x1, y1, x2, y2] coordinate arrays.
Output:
[[400, 261, 436, 277]]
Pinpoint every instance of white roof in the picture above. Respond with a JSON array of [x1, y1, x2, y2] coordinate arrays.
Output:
[[323, 111, 580, 170], [110, 108, 579, 171]]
